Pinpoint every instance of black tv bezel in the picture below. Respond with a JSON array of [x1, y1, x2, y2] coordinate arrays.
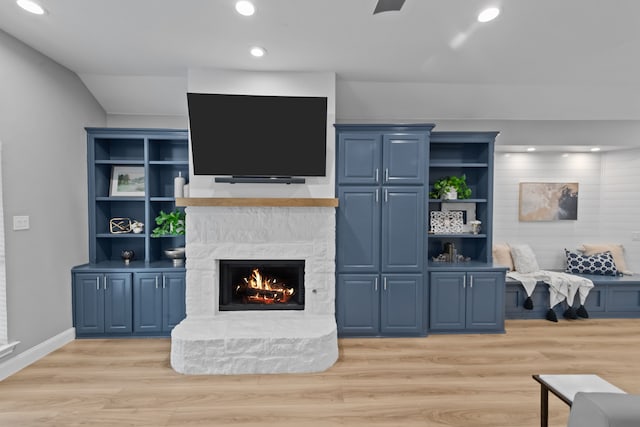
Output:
[[187, 92, 328, 179]]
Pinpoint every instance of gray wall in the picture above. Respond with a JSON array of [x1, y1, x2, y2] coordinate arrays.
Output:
[[0, 29, 105, 359]]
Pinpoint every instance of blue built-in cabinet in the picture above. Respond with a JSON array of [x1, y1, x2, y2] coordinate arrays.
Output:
[[335, 124, 433, 337], [133, 272, 186, 334], [336, 125, 506, 337], [429, 269, 504, 333], [337, 274, 424, 336], [337, 186, 424, 273], [73, 272, 133, 335], [72, 129, 188, 338], [337, 130, 427, 185], [427, 132, 506, 334]]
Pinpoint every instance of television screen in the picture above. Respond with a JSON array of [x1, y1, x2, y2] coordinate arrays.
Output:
[[187, 93, 328, 177]]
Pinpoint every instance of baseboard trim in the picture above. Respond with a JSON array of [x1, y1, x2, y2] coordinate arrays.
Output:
[[0, 328, 75, 381], [0, 341, 20, 359]]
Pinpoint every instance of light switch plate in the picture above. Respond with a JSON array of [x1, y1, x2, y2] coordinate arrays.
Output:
[[13, 215, 29, 230]]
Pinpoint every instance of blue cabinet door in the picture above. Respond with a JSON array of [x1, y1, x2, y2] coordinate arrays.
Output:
[[104, 273, 132, 334], [429, 272, 466, 331], [337, 133, 382, 184], [133, 273, 163, 333], [381, 186, 424, 272], [163, 272, 186, 331], [382, 133, 427, 184], [337, 274, 380, 336], [380, 274, 424, 335], [466, 272, 504, 331], [73, 273, 105, 334], [337, 187, 381, 273]]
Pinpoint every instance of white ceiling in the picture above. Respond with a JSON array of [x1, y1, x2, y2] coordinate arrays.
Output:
[[1, 0, 640, 120]]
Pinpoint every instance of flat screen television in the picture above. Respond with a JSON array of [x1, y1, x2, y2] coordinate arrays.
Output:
[[187, 93, 328, 178]]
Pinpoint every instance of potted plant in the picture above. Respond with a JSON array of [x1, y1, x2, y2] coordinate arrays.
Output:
[[429, 175, 472, 200], [151, 209, 185, 237]]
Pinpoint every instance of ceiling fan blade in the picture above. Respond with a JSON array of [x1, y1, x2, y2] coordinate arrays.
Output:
[[373, 0, 406, 14]]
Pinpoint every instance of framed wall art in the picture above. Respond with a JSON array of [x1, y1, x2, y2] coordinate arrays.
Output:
[[110, 166, 145, 197], [519, 182, 578, 221]]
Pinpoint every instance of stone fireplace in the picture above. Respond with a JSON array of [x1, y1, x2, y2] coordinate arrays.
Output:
[[170, 201, 338, 375]]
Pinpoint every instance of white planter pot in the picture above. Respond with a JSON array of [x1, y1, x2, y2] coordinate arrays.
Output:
[[443, 189, 458, 200]]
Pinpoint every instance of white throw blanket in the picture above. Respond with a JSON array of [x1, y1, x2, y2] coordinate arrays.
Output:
[[507, 270, 594, 308]]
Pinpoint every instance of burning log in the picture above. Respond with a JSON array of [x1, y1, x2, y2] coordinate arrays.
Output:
[[234, 268, 295, 304]]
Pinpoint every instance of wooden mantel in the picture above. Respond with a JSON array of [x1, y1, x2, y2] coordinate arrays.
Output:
[[175, 197, 339, 207]]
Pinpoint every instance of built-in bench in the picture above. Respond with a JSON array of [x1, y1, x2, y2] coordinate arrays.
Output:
[[506, 274, 640, 319]]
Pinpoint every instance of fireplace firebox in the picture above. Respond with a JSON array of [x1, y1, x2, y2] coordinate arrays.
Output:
[[219, 260, 305, 311]]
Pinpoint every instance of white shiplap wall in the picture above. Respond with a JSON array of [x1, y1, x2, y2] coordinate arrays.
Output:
[[493, 149, 640, 272], [600, 149, 640, 273], [493, 152, 602, 270]]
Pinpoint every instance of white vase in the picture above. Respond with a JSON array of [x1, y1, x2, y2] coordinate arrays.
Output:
[[174, 172, 185, 198]]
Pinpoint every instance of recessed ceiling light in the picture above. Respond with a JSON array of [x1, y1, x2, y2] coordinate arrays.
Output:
[[235, 1, 255, 16], [590, 147, 601, 152], [526, 147, 536, 152], [562, 153, 569, 158], [478, 7, 500, 23], [16, 0, 46, 15], [250, 46, 266, 57]]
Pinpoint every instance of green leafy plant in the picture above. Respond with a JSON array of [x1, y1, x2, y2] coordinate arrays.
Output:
[[429, 175, 472, 199], [151, 209, 185, 237]]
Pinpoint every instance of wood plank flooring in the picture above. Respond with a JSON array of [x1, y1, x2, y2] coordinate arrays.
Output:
[[1, 319, 640, 426]]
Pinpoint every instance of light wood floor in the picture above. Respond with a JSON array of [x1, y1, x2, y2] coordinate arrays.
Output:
[[1, 319, 639, 427]]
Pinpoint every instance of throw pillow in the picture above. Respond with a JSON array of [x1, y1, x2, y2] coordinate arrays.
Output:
[[565, 249, 618, 276], [580, 243, 632, 275], [492, 243, 514, 271], [510, 244, 540, 274]]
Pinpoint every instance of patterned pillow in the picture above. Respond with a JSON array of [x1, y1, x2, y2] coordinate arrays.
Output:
[[565, 249, 618, 276]]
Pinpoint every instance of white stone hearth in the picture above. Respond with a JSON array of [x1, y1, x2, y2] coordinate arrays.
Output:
[[170, 206, 338, 375]]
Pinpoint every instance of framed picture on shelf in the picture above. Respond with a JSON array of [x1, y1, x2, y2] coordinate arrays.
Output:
[[430, 210, 464, 234], [110, 166, 145, 197], [441, 202, 476, 232]]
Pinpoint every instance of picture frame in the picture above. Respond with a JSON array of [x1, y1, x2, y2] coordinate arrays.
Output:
[[441, 202, 476, 232], [519, 182, 578, 221], [430, 210, 464, 234], [110, 166, 145, 197]]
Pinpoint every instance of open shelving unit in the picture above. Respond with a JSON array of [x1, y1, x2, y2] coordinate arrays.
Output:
[[87, 128, 189, 266], [427, 132, 498, 264]]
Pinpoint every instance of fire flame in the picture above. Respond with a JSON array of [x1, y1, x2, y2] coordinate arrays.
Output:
[[235, 268, 295, 304]]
